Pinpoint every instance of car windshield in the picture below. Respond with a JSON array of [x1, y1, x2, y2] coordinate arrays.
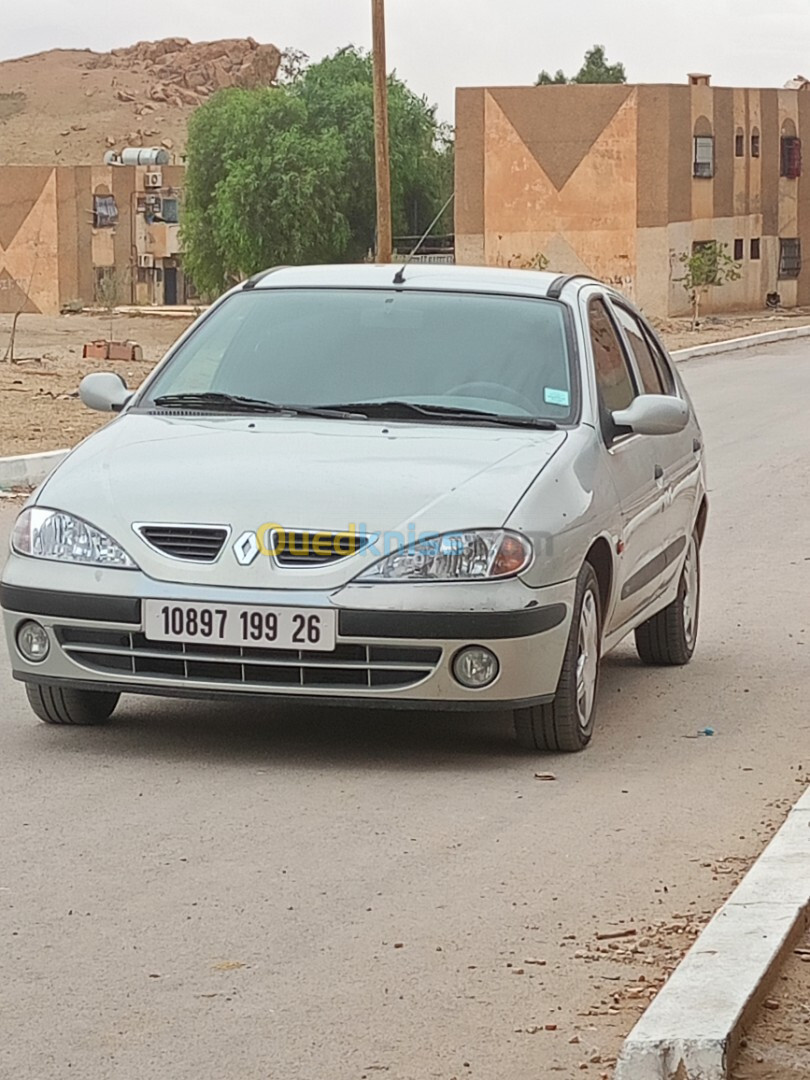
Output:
[[142, 288, 575, 422]]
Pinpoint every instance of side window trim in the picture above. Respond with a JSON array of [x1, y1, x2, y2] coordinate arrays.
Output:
[[637, 316, 679, 396], [590, 294, 641, 395], [586, 291, 640, 447], [604, 297, 651, 397], [607, 296, 678, 398]]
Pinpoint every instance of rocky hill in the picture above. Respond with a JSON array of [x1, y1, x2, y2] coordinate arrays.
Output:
[[0, 37, 282, 165]]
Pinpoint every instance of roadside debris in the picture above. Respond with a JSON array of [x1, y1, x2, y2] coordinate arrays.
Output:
[[595, 929, 637, 942], [82, 339, 144, 362], [534, 772, 557, 781]]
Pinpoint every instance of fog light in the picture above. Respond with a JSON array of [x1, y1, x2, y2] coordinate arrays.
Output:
[[16, 620, 50, 663], [452, 646, 499, 689]]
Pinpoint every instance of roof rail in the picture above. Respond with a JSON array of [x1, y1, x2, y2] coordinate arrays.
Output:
[[546, 274, 599, 300], [242, 266, 289, 290]]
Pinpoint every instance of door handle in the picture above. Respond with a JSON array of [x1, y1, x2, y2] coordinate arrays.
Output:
[[654, 465, 664, 481]]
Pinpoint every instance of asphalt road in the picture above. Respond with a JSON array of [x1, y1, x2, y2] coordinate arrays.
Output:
[[2, 340, 809, 1080]]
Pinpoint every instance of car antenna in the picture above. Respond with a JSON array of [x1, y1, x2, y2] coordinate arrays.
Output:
[[392, 192, 455, 285]]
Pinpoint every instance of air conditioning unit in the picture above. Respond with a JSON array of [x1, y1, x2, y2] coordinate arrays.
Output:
[[145, 171, 162, 189], [138, 253, 155, 269]]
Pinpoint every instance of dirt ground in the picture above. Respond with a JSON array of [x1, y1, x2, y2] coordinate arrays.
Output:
[[0, 311, 193, 456], [1, 305, 810, 458], [732, 928, 810, 1079], [652, 307, 810, 351]]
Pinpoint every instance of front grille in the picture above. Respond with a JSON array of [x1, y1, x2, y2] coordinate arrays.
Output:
[[57, 628, 440, 691], [272, 529, 370, 568], [136, 524, 229, 563]]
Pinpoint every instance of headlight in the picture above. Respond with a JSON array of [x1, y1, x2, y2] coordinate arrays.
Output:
[[11, 508, 138, 569], [355, 529, 532, 583]]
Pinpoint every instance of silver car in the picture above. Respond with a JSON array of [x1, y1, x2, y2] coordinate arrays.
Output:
[[1, 265, 706, 752]]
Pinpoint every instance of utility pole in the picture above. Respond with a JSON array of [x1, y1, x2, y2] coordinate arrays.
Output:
[[371, 0, 393, 262]]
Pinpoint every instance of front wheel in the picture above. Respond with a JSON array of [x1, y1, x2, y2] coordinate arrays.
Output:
[[514, 562, 602, 753], [634, 532, 700, 666], [25, 684, 120, 726]]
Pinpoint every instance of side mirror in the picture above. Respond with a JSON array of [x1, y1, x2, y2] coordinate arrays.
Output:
[[79, 372, 134, 413], [612, 395, 689, 436]]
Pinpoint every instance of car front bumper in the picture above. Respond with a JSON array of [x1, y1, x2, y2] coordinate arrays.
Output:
[[1, 560, 575, 711]]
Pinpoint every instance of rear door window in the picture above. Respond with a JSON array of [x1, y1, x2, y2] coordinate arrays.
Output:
[[589, 298, 636, 404]]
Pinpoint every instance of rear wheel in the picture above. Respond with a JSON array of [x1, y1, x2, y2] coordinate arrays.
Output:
[[635, 533, 700, 666], [25, 684, 120, 726], [514, 562, 602, 753]]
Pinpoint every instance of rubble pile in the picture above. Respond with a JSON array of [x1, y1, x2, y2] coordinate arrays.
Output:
[[85, 37, 282, 109]]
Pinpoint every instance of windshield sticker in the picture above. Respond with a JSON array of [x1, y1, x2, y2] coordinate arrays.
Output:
[[544, 387, 570, 407]]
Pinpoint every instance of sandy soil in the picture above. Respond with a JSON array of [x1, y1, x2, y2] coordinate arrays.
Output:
[[652, 308, 810, 352], [0, 49, 195, 164], [0, 38, 281, 166], [0, 311, 193, 456], [732, 929, 810, 1079], [2, 306, 810, 458]]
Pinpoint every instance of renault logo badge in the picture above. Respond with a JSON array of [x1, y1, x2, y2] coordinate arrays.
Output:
[[233, 530, 260, 566]]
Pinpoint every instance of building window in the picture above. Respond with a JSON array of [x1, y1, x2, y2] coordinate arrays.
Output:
[[779, 238, 801, 279], [735, 130, 745, 157], [693, 135, 715, 178], [161, 197, 179, 224], [750, 238, 761, 260], [734, 238, 744, 261], [781, 136, 802, 178], [93, 194, 118, 228], [751, 129, 761, 158]]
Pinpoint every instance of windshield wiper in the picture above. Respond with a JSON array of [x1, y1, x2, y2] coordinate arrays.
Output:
[[322, 400, 559, 430], [152, 393, 364, 420]]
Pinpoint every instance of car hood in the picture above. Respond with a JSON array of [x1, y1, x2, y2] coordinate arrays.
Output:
[[37, 414, 566, 587]]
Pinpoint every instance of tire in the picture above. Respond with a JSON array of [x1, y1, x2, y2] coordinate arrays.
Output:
[[635, 532, 700, 666], [25, 684, 120, 726], [514, 562, 602, 753]]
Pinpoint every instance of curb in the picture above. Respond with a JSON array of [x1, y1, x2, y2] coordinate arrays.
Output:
[[615, 786, 810, 1080], [0, 449, 69, 492], [671, 324, 810, 362]]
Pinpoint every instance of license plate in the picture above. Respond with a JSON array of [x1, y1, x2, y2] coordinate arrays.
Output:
[[143, 600, 336, 652]]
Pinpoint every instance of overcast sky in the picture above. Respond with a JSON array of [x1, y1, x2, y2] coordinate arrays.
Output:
[[5, 0, 810, 119]]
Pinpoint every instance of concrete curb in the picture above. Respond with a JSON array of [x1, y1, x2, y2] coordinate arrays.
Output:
[[615, 786, 810, 1080], [0, 449, 69, 492], [671, 323, 810, 362]]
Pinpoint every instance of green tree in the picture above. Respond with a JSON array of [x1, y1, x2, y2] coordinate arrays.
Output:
[[278, 47, 310, 84], [295, 47, 451, 257], [573, 45, 626, 84], [182, 47, 453, 288], [536, 69, 567, 86], [182, 89, 349, 295], [536, 45, 627, 86], [676, 242, 742, 328]]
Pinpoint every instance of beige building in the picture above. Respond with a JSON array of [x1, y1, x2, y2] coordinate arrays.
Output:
[[0, 161, 187, 316], [455, 77, 810, 317]]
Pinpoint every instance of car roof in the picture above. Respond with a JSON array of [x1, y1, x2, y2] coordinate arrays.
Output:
[[248, 262, 600, 300]]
